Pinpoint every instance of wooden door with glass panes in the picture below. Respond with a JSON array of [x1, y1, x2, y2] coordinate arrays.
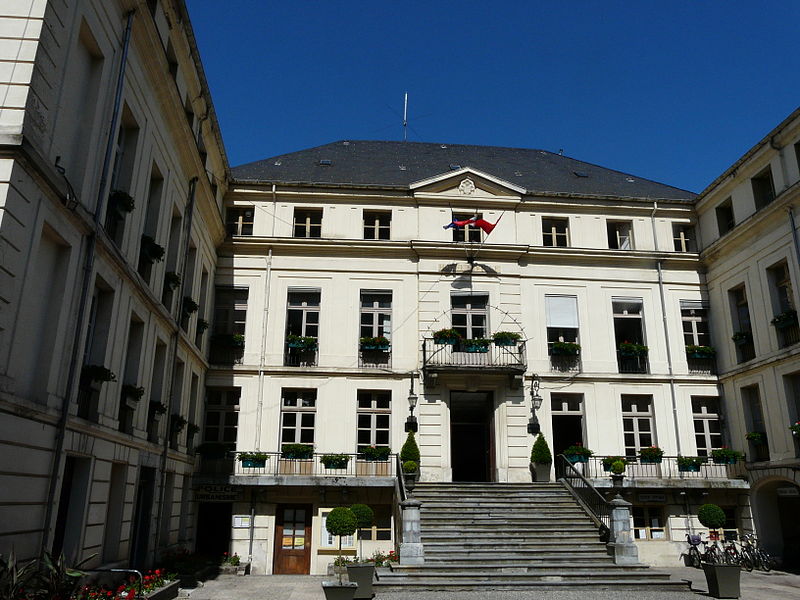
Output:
[[273, 504, 312, 574]]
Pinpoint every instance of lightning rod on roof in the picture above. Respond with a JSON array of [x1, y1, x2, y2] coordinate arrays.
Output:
[[403, 92, 408, 142]]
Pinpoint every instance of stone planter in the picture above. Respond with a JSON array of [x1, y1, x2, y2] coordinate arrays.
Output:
[[404, 470, 419, 491], [701, 562, 741, 599], [322, 581, 358, 600], [530, 462, 551, 482], [346, 563, 376, 599], [144, 580, 180, 600]]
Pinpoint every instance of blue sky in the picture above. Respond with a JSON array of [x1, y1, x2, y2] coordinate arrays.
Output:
[[187, 1, 800, 193]]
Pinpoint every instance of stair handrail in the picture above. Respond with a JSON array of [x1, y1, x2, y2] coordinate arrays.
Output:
[[555, 454, 610, 541], [395, 452, 408, 502], [393, 453, 407, 552]]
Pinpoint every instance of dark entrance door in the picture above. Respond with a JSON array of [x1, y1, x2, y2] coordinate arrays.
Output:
[[552, 414, 583, 457], [273, 504, 312, 574], [450, 391, 494, 482], [130, 466, 156, 568], [195, 502, 232, 558]]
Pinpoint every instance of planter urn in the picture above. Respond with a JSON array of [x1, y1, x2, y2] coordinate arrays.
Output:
[[530, 462, 551, 482], [322, 581, 359, 600], [346, 563, 376, 599], [701, 562, 741, 599]]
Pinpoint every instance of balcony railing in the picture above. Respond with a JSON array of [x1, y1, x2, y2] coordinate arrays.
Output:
[[209, 343, 244, 365], [359, 348, 391, 368], [616, 352, 649, 374], [777, 323, 800, 348], [422, 339, 526, 371], [573, 455, 746, 481], [230, 452, 397, 478], [549, 354, 581, 373], [687, 356, 716, 375], [284, 347, 318, 367]]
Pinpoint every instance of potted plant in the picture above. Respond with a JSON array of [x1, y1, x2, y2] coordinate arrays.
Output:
[[698, 503, 740, 599], [357, 445, 391, 475], [149, 401, 167, 417], [529, 434, 552, 482], [710, 447, 743, 465], [121, 384, 145, 400], [182, 297, 199, 315], [281, 443, 314, 459], [80, 364, 116, 386], [359, 336, 390, 350], [745, 431, 765, 444], [400, 431, 420, 488], [286, 334, 318, 350], [602, 456, 627, 472], [618, 341, 648, 357], [164, 271, 181, 290], [358, 445, 391, 461], [677, 456, 704, 472], [550, 341, 581, 355], [348, 504, 376, 600], [731, 331, 752, 346], [610, 459, 626, 488], [790, 421, 800, 437], [140, 235, 165, 263], [639, 445, 664, 464], [461, 337, 491, 353], [170, 414, 187, 432], [686, 344, 716, 358], [492, 331, 522, 346], [238, 452, 269, 468], [432, 328, 461, 345], [109, 189, 135, 217], [771, 310, 798, 329], [197, 318, 209, 333], [321, 454, 351, 469], [563, 443, 593, 463], [280, 443, 314, 474], [322, 507, 359, 600], [402, 460, 419, 490]]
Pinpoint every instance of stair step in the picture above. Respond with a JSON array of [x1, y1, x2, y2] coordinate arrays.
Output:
[[374, 580, 689, 592]]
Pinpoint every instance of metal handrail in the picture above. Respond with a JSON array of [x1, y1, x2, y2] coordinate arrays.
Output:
[[556, 454, 610, 541]]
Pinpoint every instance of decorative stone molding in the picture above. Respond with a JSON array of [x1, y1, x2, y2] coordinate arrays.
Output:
[[458, 178, 475, 195]]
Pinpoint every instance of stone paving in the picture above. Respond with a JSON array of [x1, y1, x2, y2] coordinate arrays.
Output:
[[182, 567, 800, 600]]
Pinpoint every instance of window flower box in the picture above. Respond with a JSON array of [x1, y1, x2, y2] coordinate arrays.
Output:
[[140, 235, 165, 263], [164, 271, 181, 289], [359, 336, 390, 351], [238, 452, 269, 468], [771, 310, 798, 330], [358, 445, 391, 461], [80, 364, 116, 386], [602, 456, 627, 471], [212, 333, 245, 348], [108, 189, 135, 218], [286, 335, 317, 350], [790, 421, 800, 437], [685, 344, 716, 358], [677, 456, 704, 472], [432, 328, 461, 345], [563, 443, 593, 463], [639, 445, 664, 464], [321, 454, 351, 469], [492, 331, 521, 347], [461, 338, 491, 353], [710, 447, 742, 464], [731, 331, 752, 346], [550, 341, 581, 356], [618, 341, 648, 357]]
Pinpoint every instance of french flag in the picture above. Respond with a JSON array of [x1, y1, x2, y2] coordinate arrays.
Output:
[[443, 215, 500, 235]]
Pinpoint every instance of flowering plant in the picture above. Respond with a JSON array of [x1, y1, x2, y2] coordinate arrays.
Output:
[[639, 446, 664, 461], [563, 443, 593, 457], [745, 431, 765, 443], [790, 421, 800, 436], [222, 551, 240, 566]]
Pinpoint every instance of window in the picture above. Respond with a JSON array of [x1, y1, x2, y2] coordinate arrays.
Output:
[[293, 208, 322, 238], [105, 106, 140, 245], [360, 291, 392, 339], [607, 220, 633, 250], [546, 295, 579, 345], [281, 389, 316, 444], [357, 390, 391, 451], [542, 218, 569, 247], [728, 286, 754, 362], [452, 213, 482, 242], [768, 261, 795, 314], [681, 301, 710, 346], [363, 211, 391, 240], [672, 223, 695, 252], [692, 396, 722, 457], [783, 372, 800, 426], [632, 506, 666, 540], [213, 288, 248, 336], [286, 290, 320, 338], [613, 298, 647, 373], [357, 506, 392, 541], [752, 166, 776, 210], [451, 294, 488, 339], [227, 207, 254, 236], [715, 199, 735, 236], [204, 388, 240, 445], [741, 385, 765, 434], [320, 509, 355, 548], [621, 395, 655, 457]]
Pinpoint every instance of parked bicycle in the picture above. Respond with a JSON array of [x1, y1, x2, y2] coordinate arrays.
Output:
[[722, 531, 753, 571], [741, 534, 773, 572]]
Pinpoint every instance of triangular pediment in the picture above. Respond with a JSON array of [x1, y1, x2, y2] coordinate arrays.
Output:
[[410, 167, 525, 200]]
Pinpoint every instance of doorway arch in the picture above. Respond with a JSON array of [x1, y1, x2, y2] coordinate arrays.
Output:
[[751, 477, 800, 571]]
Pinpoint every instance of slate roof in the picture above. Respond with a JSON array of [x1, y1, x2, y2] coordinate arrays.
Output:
[[231, 140, 695, 202]]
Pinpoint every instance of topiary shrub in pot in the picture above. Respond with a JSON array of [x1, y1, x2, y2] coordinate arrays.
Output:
[[698, 503, 740, 599], [400, 431, 420, 488], [347, 504, 376, 600], [323, 507, 359, 600], [529, 434, 552, 482]]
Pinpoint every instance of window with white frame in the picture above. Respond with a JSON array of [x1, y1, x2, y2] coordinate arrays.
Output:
[[286, 290, 320, 338], [320, 509, 356, 548], [226, 207, 254, 236], [768, 261, 795, 315], [363, 210, 391, 240], [281, 389, 316, 444], [213, 287, 248, 336], [728, 285, 754, 362], [612, 298, 645, 345], [607, 220, 633, 250], [293, 208, 322, 238], [692, 396, 722, 457], [360, 291, 392, 340], [681, 301, 710, 347], [204, 388, 240, 445], [452, 213, 482, 242], [357, 390, 390, 451], [451, 294, 488, 340], [621, 395, 656, 457], [741, 385, 765, 434], [546, 295, 579, 347], [632, 506, 666, 540], [672, 223, 695, 252], [542, 218, 569, 247]]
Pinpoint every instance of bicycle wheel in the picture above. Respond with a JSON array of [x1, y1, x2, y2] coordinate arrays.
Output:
[[739, 551, 754, 572], [725, 547, 739, 566], [758, 549, 772, 572], [688, 546, 701, 569]]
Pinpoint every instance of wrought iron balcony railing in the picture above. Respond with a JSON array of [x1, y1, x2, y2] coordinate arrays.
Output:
[[422, 339, 526, 371], [616, 352, 649, 374], [229, 452, 397, 478], [686, 356, 716, 375], [565, 455, 746, 481]]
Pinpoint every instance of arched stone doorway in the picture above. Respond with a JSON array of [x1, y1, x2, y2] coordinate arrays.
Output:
[[751, 477, 800, 571]]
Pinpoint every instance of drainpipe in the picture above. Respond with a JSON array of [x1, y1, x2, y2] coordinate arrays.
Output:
[[153, 176, 198, 559], [255, 247, 273, 450], [788, 207, 800, 274], [40, 10, 136, 555], [651, 202, 682, 455]]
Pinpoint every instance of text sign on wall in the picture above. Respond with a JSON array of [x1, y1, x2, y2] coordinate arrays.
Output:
[[194, 484, 241, 502], [638, 493, 667, 503], [776, 487, 799, 497]]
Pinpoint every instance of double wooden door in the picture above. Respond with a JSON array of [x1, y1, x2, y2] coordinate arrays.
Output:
[[273, 504, 312, 574]]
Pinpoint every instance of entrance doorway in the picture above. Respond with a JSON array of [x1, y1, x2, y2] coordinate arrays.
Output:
[[273, 504, 312, 574], [130, 466, 156, 568], [551, 393, 585, 458], [753, 480, 800, 572], [195, 502, 232, 558], [450, 391, 494, 482]]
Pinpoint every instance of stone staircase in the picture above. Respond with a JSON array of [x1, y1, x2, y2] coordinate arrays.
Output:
[[375, 482, 687, 592]]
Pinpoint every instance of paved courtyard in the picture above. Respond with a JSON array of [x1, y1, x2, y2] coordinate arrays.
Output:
[[182, 567, 800, 600]]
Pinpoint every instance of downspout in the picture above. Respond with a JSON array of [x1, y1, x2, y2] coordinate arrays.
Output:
[[788, 207, 800, 274], [41, 10, 136, 555], [651, 201, 682, 455], [153, 176, 198, 559]]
